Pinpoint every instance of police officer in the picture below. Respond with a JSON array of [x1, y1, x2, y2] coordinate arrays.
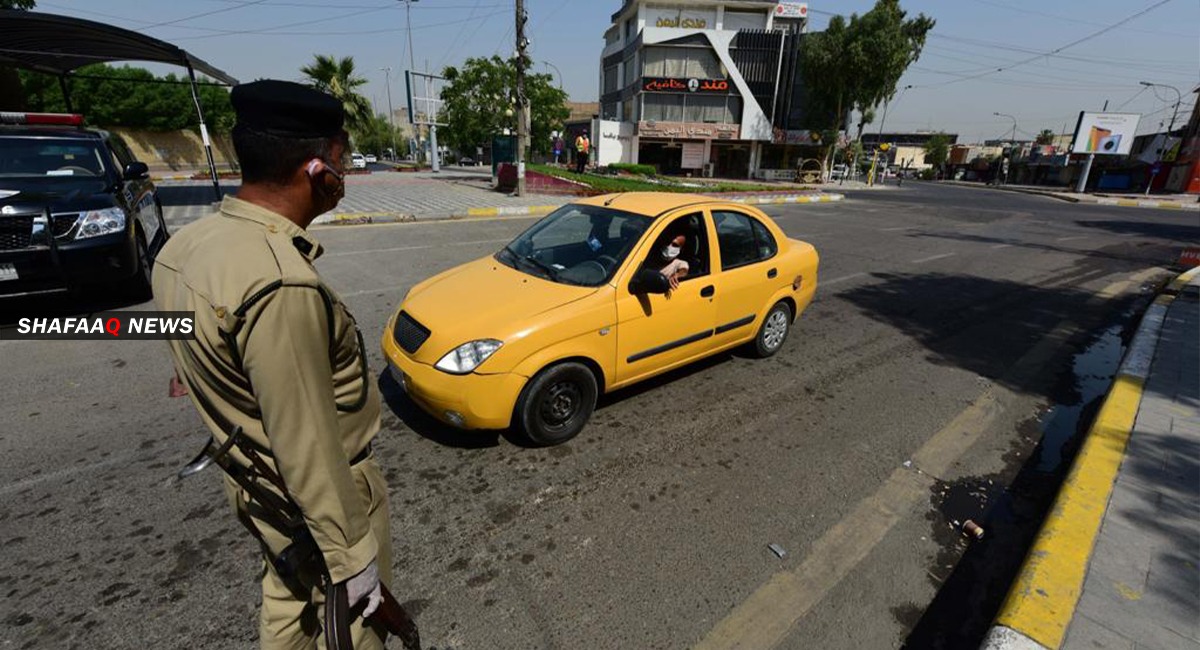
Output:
[[153, 80, 391, 649]]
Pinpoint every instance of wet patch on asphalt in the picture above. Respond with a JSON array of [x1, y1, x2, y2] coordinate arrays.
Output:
[[900, 313, 1134, 648]]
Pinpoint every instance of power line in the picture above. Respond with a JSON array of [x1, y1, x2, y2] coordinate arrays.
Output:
[[140, 0, 270, 29], [967, 0, 1196, 39]]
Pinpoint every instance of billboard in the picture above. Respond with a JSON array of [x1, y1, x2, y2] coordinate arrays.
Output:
[[1070, 112, 1140, 155], [774, 3, 808, 18]]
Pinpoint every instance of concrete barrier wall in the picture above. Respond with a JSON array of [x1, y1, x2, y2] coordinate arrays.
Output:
[[109, 128, 238, 173]]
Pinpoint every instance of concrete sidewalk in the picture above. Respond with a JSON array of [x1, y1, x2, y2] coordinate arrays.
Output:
[[940, 181, 1200, 211], [983, 267, 1200, 650]]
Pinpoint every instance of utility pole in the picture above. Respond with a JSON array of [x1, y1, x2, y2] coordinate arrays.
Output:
[[515, 0, 530, 196], [402, 0, 420, 163], [380, 67, 398, 162]]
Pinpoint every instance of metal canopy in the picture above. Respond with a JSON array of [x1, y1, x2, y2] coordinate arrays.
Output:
[[0, 9, 238, 85], [0, 10, 240, 199]]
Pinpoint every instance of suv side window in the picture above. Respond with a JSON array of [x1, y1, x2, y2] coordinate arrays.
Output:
[[714, 210, 777, 270]]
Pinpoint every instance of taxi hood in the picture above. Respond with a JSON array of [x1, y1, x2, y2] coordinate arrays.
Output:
[[399, 255, 599, 363]]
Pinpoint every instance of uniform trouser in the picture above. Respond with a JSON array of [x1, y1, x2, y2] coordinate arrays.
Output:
[[226, 457, 393, 650]]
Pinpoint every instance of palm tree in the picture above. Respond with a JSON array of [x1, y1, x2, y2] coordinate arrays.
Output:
[[300, 55, 372, 133], [1035, 129, 1056, 145]]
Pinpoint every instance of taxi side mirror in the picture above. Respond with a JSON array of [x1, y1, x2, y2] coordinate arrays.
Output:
[[123, 162, 149, 180], [629, 268, 670, 295]]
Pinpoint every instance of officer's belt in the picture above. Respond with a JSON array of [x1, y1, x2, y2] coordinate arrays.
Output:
[[239, 437, 373, 467]]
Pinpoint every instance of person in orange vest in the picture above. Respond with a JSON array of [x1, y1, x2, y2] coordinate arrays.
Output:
[[574, 130, 590, 173]]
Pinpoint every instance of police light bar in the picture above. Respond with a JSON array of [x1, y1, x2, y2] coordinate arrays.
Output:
[[0, 112, 84, 126]]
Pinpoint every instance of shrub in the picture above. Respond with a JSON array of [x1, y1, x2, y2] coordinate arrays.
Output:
[[608, 162, 657, 176], [919, 168, 936, 181]]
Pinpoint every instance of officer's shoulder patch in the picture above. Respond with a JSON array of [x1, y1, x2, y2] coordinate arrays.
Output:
[[292, 236, 314, 256], [262, 232, 320, 287]]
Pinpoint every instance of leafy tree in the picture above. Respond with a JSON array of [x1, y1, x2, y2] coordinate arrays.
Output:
[[1035, 129, 1056, 145], [923, 133, 951, 169], [300, 55, 372, 134], [440, 56, 568, 156], [353, 113, 408, 158], [800, 0, 934, 163], [18, 64, 236, 131]]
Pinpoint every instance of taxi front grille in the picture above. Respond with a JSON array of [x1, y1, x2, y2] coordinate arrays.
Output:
[[393, 311, 431, 354], [0, 216, 33, 250]]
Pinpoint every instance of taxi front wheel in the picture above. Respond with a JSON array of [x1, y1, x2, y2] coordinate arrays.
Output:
[[515, 362, 598, 446]]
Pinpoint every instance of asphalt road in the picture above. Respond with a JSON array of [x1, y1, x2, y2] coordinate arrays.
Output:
[[1, 183, 1195, 649]]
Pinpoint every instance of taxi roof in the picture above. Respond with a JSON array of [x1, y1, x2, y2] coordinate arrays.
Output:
[[573, 192, 722, 219]]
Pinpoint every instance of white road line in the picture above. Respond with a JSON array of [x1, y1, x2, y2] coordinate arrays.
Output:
[[1055, 235, 1088, 242], [822, 272, 867, 286], [912, 253, 956, 264], [880, 226, 911, 232], [991, 243, 1014, 249], [324, 238, 510, 257]]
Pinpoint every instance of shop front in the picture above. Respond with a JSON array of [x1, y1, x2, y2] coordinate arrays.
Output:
[[635, 120, 744, 176]]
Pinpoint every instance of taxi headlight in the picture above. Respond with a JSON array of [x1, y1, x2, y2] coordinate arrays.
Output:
[[435, 339, 503, 374], [74, 207, 125, 239]]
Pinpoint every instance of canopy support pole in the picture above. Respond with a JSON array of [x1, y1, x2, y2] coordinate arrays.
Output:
[[186, 63, 222, 202], [58, 74, 73, 113]]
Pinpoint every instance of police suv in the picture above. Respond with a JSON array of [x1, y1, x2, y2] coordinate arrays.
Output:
[[0, 112, 168, 299]]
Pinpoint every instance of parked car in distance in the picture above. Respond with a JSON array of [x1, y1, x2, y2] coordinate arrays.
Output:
[[364, 154, 377, 164], [0, 112, 168, 299], [383, 192, 820, 445], [350, 153, 367, 169]]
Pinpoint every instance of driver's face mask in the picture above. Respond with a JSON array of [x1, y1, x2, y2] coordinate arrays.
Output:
[[663, 244, 681, 260]]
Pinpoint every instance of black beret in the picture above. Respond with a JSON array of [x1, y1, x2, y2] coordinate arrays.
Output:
[[231, 79, 344, 138]]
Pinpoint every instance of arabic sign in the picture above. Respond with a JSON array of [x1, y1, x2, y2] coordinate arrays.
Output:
[[771, 128, 822, 145], [774, 2, 808, 18], [646, 7, 715, 30], [1070, 112, 1140, 155], [642, 77, 731, 94], [638, 121, 740, 140]]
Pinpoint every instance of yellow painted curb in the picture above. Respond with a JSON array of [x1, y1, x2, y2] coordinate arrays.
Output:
[[465, 205, 558, 218], [1168, 266, 1200, 292], [995, 373, 1143, 648]]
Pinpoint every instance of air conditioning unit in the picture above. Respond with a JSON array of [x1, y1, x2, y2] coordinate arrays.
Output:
[[702, 162, 715, 178]]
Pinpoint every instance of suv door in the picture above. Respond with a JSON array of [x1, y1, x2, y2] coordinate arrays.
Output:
[[708, 208, 781, 347], [106, 135, 160, 247]]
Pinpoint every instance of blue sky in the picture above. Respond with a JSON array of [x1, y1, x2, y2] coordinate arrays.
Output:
[[33, 0, 1200, 142]]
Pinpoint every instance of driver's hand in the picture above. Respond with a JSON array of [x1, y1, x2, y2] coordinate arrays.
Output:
[[668, 274, 680, 290]]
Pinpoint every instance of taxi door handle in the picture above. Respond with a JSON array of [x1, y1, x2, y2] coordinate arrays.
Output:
[[700, 285, 715, 298], [767, 268, 778, 279]]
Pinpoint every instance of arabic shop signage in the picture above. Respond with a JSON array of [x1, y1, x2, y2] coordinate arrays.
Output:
[[647, 7, 715, 29], [642, 77, 731, 94], [774, 2, 808, 19], [638, 121, 740, 140]]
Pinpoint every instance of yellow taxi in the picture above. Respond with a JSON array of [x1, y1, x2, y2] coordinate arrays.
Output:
[[382, 193, 819, 445]]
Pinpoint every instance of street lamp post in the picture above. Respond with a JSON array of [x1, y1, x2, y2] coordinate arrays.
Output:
[[400, 0, 420, 163], [1139, 81, 1182, 195], [543, 61, 563, 89], [867, 84, 911, 186], [380, 67, 398, 162], [993, 112, 1017, 145]]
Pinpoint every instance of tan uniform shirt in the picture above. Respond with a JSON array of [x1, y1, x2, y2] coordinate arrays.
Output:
[[153, 196, 381, 583]]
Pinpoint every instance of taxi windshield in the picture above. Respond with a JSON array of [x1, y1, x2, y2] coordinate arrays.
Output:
[[0, 137, 109, 178], [496, 204, 652, 287]]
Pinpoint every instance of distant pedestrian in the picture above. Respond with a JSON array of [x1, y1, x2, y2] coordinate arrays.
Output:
[[575, 130, 591, 174]]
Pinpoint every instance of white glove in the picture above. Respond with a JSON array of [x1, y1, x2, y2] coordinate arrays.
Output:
[[344, 559, 382, 618]]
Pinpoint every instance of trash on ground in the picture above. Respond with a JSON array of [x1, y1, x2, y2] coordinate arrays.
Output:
[[962, 520, 985, 540], [768, 543, 787, 559]]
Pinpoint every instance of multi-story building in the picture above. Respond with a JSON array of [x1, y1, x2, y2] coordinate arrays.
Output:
[[596, 0, 814, 178]]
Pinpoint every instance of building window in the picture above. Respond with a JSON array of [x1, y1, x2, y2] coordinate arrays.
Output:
[[685, 95, 727, 123], [625, 19, 634, 41], [642, 46, 724, 79], [605, 27, 619, 47], [602, 102, 619, 120], [723, 11, 767, 31], [643, 94, 684, 122], [603, 65, 619, 94], [623, 99, 634, 123], [622, 53, 635, 87]]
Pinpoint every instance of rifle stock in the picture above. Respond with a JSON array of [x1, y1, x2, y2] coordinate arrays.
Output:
[[375, 585, 422, 650]]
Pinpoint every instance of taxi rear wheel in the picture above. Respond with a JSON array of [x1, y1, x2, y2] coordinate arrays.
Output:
[[515, 362, 597, 446], [750, 301, 792, 358]]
